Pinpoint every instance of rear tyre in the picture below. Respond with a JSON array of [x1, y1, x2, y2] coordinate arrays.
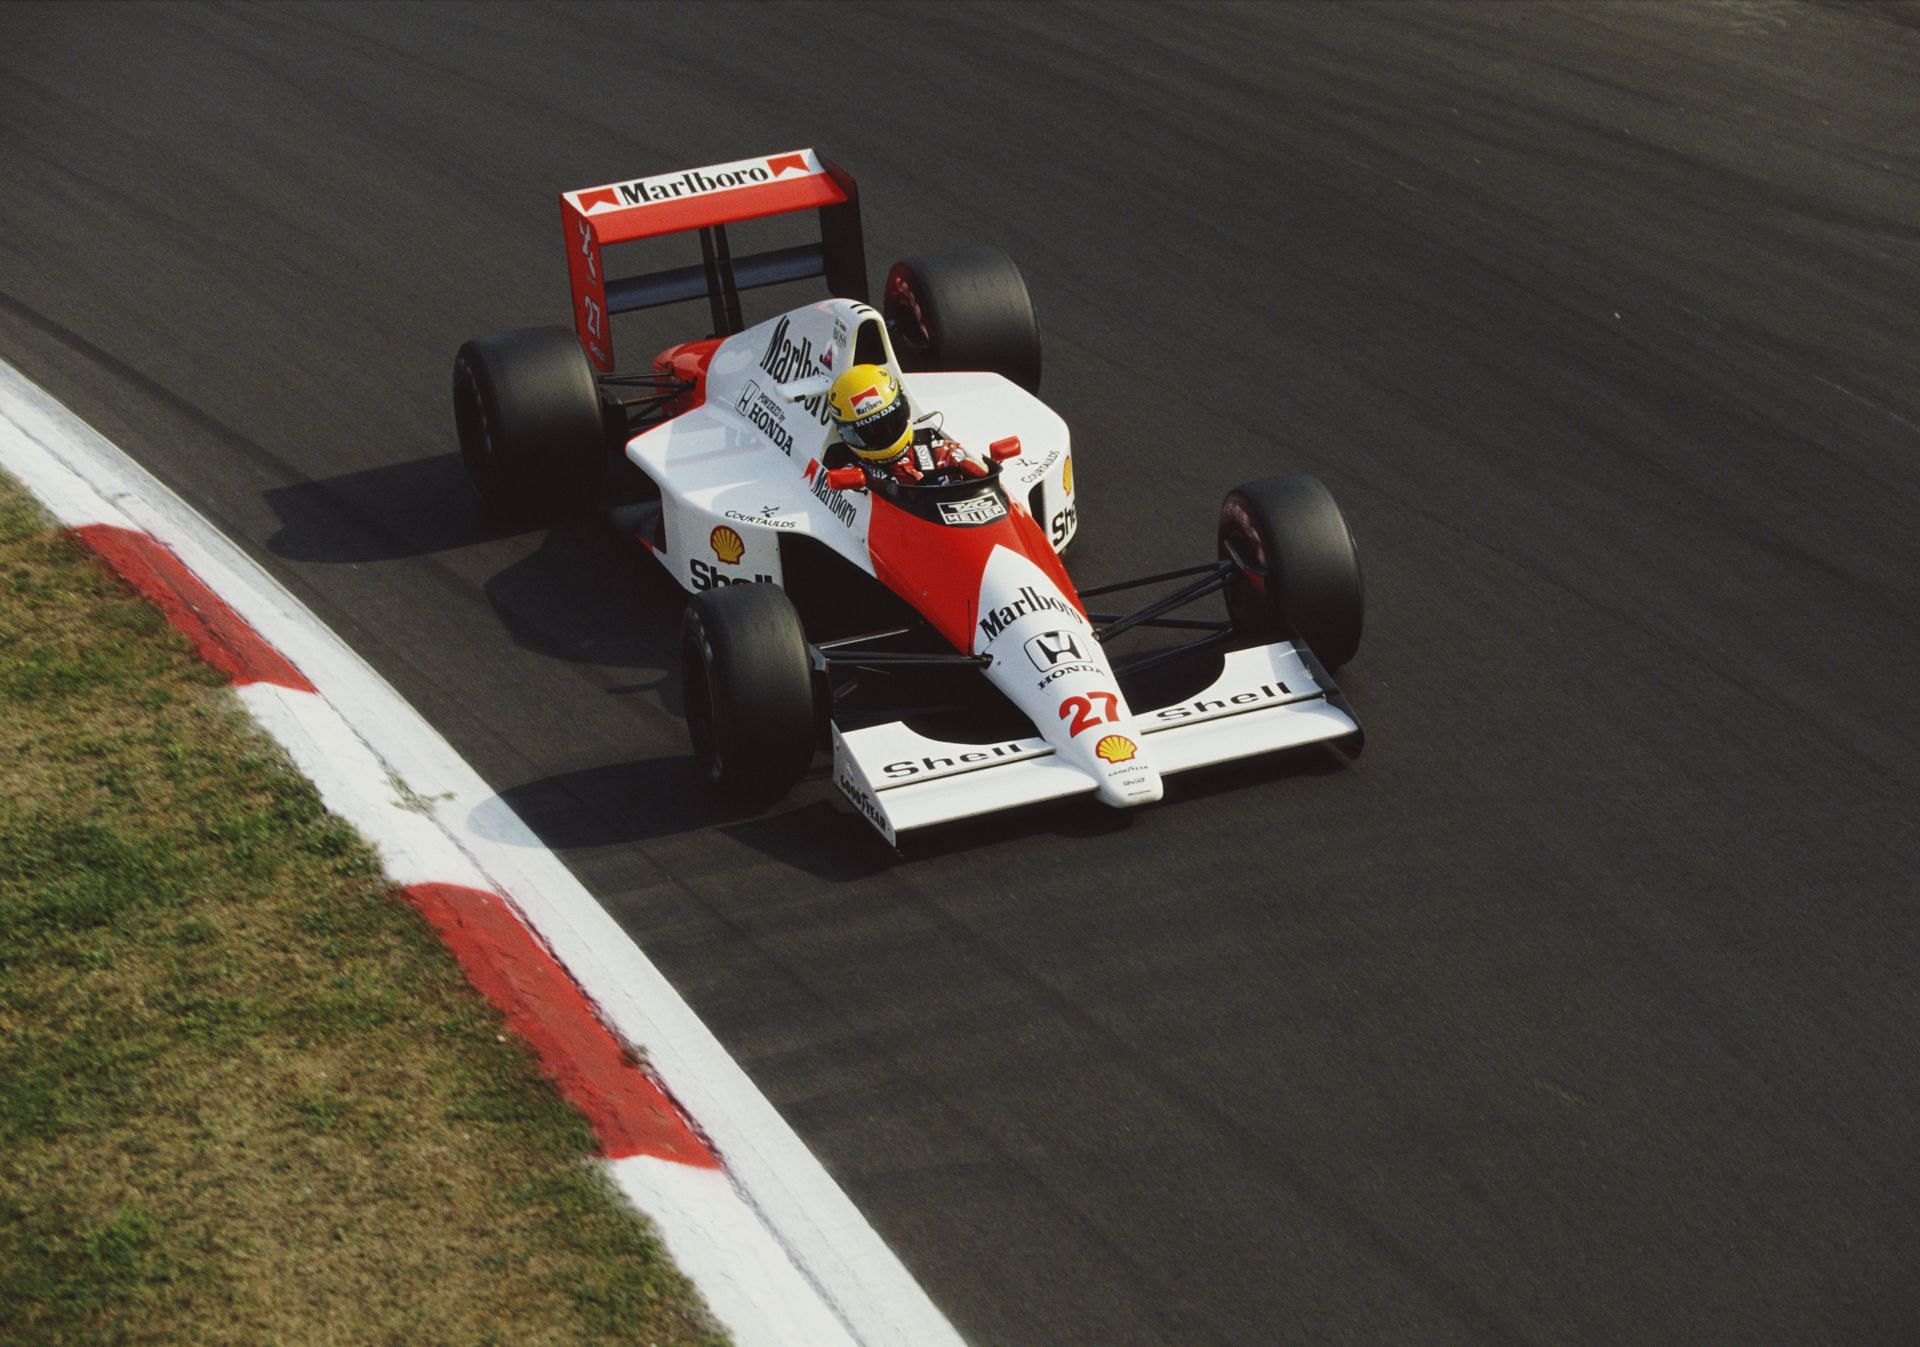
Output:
[[1218, 474, 1364, 669], [883, 246, 1042, 393], [452, 326, 607, 529], [679, 584, 817, 804]]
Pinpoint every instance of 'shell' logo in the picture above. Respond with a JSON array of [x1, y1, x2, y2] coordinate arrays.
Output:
[[1095, 735, 1137, 765], [709, 525, 745, 564], [1062, 454, 1073, 495]]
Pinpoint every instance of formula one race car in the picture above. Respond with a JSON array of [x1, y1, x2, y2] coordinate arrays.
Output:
[[451, 150, 1362, 845]]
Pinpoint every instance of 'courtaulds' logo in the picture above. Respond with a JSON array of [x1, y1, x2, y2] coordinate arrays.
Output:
[[977, 585, 1080, 643]]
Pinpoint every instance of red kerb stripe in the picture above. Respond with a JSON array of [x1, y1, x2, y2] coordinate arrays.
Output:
[[401, 883, 720, 1167], [71, 523, 315, 691]]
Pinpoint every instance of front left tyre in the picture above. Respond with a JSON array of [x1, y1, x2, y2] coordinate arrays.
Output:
[[452, 326, 607, 529], [679, 584, 818, 804]]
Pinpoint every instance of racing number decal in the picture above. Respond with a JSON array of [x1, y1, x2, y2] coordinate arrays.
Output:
[[1060, 691, 1119, 737], [583, 293, 603, 339]]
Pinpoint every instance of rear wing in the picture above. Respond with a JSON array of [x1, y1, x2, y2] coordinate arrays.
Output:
[[559, 148, 867, 370]]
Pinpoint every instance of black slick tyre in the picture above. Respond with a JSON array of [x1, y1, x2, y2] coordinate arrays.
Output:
[[679, 584, 817, 804], [883, 246, 1042, 393], [1218, 474, 1364, 669], [452, 326, 607, 529]]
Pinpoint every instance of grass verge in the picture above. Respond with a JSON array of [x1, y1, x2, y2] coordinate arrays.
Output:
[[0, 470, 727, 1347]]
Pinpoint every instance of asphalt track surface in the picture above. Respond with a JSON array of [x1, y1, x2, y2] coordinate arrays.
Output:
[[4, 3, 1918, 1342]]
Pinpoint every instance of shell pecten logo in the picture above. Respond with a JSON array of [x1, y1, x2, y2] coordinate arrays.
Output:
[[1061, 454, 1073, 495], [709, 525, 745, 565], [1094, 734, 1136, 765]]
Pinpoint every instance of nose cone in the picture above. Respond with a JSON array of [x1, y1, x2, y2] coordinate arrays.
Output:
[[1086, 730, 1163, 808], [967, 545, 1166, 809]]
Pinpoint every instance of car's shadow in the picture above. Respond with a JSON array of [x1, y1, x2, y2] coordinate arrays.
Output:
[[894, 738, 1354, 864], [264, 453, 494, 563], [472, 767, 898, 883], [475, 736, 1357, 880], [480, 523, 682, 669], [265, 454, 680, 670]]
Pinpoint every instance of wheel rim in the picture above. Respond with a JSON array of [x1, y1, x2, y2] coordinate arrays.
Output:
[[1218, 498, 1272, 640], [884, 273, 933, 365]]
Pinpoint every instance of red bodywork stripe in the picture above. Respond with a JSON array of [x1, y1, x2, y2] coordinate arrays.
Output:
[[402, 883, 720, 1167], [865, 495, 1083, 652], [71, 524, 315, 691], [651, 337, 719, 417]]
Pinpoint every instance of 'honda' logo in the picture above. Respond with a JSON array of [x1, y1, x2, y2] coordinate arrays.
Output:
[[1025, 630, 1085, 672]]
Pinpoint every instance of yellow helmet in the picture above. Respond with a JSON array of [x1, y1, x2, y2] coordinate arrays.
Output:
[[828, 364, 912, 462]]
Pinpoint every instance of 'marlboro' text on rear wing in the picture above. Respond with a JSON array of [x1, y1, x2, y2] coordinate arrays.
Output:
[[559, 149, 868, 370]]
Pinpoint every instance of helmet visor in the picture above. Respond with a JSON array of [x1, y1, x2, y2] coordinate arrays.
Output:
[[842, 398, 910, 456]]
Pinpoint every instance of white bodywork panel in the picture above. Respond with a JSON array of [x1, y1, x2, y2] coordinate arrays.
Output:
[[625, 298, 1075, 595], [910, 372, 1076, 550]]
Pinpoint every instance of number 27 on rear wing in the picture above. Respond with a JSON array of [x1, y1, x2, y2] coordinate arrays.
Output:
[[558, 148, 868, 370]]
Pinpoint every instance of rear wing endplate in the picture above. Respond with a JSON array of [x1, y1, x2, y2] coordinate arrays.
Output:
[[559, 148, 867, 370]]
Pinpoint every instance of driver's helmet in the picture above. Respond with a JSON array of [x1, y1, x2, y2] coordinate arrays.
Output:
[[828, 365, 913, 462]]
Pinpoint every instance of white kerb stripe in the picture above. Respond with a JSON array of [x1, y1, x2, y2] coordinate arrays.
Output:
[[0, 355, 967, 1347]]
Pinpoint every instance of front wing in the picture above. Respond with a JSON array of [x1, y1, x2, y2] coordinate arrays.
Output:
[[831, 641, 1359, 846]]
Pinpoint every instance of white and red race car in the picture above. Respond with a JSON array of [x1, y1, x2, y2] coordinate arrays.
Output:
[[451, 150, 1363, 846]]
